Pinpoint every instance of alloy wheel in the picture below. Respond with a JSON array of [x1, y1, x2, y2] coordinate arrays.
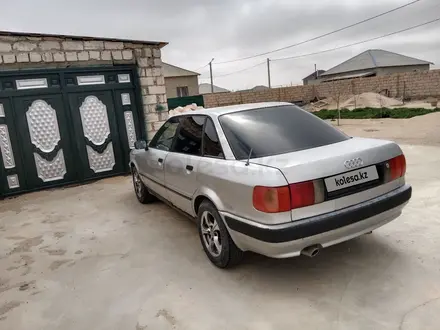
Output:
[[133, 170, 142, 197], [200, 211, 222, 257]]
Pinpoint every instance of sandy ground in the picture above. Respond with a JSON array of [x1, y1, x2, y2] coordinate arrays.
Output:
[[331, 112, 440, 146], [305, 93, 438, 111], [1, 131, 440, 328]]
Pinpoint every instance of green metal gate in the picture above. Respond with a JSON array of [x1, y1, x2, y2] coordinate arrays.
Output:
[[167, 94, 204, 110], [0, 66, 144, 197]]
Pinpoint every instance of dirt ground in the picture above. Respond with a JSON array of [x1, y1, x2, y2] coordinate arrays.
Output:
[[331, 112, 440, 146], [305, 93, 439, 111], [1, 115, 440, 329]]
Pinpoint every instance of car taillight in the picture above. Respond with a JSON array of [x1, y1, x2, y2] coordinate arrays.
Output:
[[386, 154, 406, 182], [253, 186, 291, 213], [253, 180, 325, 213], [290, 180, 325, 210], [289, 181, 314, 209]]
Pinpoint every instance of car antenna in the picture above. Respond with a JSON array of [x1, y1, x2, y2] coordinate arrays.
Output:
[[245, 148, 253, 166]]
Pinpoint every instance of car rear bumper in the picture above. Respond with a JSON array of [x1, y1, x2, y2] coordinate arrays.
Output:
[[221, 184, 412, 258]]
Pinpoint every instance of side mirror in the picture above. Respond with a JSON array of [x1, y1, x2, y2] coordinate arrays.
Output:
[[134, 140, 148, 150]]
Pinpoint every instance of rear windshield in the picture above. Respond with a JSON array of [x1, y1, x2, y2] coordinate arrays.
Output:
[[219, 105, 349, 160]]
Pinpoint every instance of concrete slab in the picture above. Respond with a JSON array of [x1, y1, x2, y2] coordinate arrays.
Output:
[[1, 145, 439, 330]]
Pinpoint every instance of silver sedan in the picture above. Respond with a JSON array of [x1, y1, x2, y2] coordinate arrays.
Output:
[[130, 102, 412, 268]]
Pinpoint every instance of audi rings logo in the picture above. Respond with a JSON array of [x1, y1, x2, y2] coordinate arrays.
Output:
[[344, 157, 363, 169]]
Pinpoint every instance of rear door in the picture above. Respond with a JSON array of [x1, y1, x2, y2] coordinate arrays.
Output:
[[164, 115, 205, 215]]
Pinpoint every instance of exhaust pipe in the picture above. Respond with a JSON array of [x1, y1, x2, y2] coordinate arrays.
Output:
[[301, 245, 322, 258]]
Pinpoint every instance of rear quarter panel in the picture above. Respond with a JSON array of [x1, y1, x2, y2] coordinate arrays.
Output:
[[195, 158, 291, 225]]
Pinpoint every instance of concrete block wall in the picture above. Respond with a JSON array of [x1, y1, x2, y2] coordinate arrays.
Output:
[[0, 34, 168, 138], [203, 69, 440, 108]]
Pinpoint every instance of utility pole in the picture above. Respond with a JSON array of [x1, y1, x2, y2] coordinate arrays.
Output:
[[209, 58, 214, 93], [315, 64, 318, 79], [267, 58, 271, 88]]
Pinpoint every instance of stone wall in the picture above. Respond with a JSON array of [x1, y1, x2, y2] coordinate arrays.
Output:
[[0, 34, 168, 138], [203, 69, 440, 108]]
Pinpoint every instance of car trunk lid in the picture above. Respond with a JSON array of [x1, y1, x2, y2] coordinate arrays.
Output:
[[250, 137, 404, 220], [250, 137, 401, 183]]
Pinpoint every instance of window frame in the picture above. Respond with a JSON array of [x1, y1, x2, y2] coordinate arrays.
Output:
[[176, 86, 189, 97], [169, 114, 206, 157], [155, 114, 225, 160]]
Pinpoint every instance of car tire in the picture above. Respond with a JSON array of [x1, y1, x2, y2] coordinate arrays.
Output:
[[132, 167, 155, 204], [197, 200, 244, 268]]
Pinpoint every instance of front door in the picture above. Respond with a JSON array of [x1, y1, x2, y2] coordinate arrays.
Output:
[[142, 118, 180, 199], [13, 95, 77, 190], [68, 91, 124, 180], [138, 148, 169, 199]]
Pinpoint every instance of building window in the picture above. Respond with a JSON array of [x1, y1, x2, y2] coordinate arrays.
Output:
[[176, 86, 189, 97]]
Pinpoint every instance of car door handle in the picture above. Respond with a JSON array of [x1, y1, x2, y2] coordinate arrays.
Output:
[[158, 158, 164, 164], [186, 165, 194, 172]]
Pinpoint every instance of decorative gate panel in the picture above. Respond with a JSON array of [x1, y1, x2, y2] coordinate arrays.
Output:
[[27, 100, 61, 153], [86, 144, 116, 173], [124, 111, 137, 150], [26, 100, 67, 183], [79, 95, 116, 173], [0, 124, 15, 169], [0, 98, 22, 195], [34, 150, 67, 182], [79, 96, 111, 146]]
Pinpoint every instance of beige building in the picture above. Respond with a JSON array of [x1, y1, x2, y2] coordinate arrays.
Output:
[[163, 63, 199, 98]]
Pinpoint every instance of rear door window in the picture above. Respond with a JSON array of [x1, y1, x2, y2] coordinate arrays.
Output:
[[172, 115, 205, 156], [203, 118, 224, 158], [219, 105, 349, 160]]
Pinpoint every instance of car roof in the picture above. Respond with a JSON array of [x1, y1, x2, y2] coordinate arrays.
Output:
[[174, 102, 292, 118]]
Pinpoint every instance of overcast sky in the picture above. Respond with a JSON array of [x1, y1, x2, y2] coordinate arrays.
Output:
[[1, 0, 439, 90]]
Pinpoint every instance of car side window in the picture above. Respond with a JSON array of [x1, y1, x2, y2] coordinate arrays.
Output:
[[203, 118, 224, 158], [149, 118, 179, 151], [172, 116, 204, 156]]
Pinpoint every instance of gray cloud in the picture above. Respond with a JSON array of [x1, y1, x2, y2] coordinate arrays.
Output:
[[1, 0, 439, 90]]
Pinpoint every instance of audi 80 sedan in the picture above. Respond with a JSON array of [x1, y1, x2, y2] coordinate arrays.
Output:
[[130, 102, 412, 268]]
